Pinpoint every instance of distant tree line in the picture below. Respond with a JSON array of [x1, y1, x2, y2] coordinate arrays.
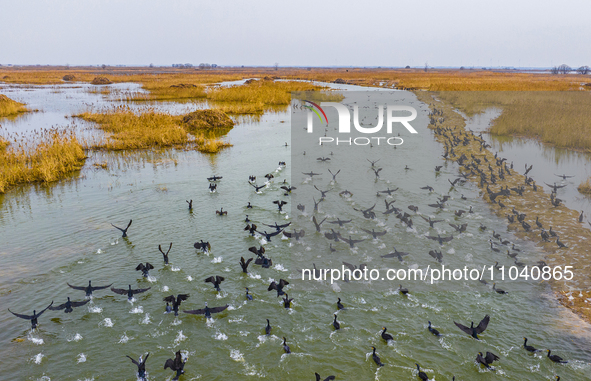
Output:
[[171, 63, 218, 69], [551, 64, 590, 75]]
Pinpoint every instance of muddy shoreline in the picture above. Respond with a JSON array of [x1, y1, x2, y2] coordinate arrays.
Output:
[[413, 90, 591, 323]]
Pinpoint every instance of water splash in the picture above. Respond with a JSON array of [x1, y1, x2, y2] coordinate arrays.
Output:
[[31, 353, 44, 364], [77, 353, 87, 363], [99, 318, 114, 328], [67, 333, 83, 342]]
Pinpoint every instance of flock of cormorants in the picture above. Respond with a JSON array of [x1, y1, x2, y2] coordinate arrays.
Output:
[[8, 105, 585, 380]]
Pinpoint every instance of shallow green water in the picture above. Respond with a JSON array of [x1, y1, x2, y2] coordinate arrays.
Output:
[[0, 83, 590, 381]]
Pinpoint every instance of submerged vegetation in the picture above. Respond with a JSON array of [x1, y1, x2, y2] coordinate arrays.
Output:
[[436, 92, 591, 152], [0, 131, 86, 194], [0, 94, 28, 117]]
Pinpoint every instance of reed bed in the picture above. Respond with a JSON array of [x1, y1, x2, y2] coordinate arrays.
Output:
[[0, 131, 86, 194], [436, 92, 591, 151], [76, 107, 189, 150], [578, 178, 591, 195], [75, 107, 234, 153], [0, 94, 28, 117], [207, 80, 327, 105]]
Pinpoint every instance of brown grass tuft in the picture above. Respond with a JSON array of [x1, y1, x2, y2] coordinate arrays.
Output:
[[578, 178, 591, 195], [91, 76, 112, 85], [181, 109, 234, 132], [0, 131, 86, 193], [0, 94, 28, 118]]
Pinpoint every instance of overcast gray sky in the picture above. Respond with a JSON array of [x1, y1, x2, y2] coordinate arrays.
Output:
[[1, 0, 589, 67]]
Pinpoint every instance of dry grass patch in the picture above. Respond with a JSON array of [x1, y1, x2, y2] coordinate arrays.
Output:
[[0, 94, 28, 117], [76, 107, 189, 150], [578, 178, 591, 195], [436, 92, 591, 151], [0, 131, 86, 194]]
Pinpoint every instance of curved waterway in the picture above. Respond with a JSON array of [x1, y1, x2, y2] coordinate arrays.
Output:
[[0, 83, 589, 380]]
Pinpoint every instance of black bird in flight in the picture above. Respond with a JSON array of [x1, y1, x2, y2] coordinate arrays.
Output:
[[327, 168, 340, 181], [186, 200, 192, 211], [328, 218, 352, 227], [239, 257, 253, 273], [184, 302, 229, 318], [283, 229, 305, 241], [244, 223, 257, 236], [273, 200, 288, 211], [159, 243, 172, 265], [164, 350, 187, 380], [360, 228, 387, 239], [193, 240, 211, 252], [302, 171, 322, 177], [454, 314, 490, 339], [268, 279, 289, 296], [476, 351, 500, 369], [204, 276, 225, 291], [312, 216, 327, 232], [207, 175, 223, 181], [49, 297, 89, 313], [256, 229, 283, 241], [111, 285, 151, 300], [555, 173, 574, 180], [9, 301, 53, 329], [163, 294, 189, 316], [262, 221, 291, 231], [250, 182, 266, 192], [315, 372, 336, 381], [426, 234, 453, 245], [281, 185, 296, 195], [127, 353, 149, 381], [339, 235, 365, 248], [135, 262, 154, 277], [111, 219, 132, 237], [381, 247, 409, 261], [68, 280, 113, 297], [317, 157, 330, 162]]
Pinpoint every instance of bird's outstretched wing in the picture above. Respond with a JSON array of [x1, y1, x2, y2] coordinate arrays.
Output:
[[454, 321, 473, 335], [111, 287, 129, 295], [67, 283, 87, 291], [164, 358, 176, 370], [475, 315, 490, 334], [90, 283, 113, 291], [70, 299, 90, 308], [127, 355, 140, 367], [132, 287, 151, 294]]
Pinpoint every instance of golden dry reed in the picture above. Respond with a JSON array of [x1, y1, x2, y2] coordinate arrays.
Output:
[[0, 131, 86, 194], [436, 92, 591, 152], [0, 94, 28, 117], [578, 178, 591, 195], [75, 106, 233, 153]]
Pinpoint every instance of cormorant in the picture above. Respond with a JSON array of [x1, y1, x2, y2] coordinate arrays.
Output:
[[135, 262, 154, 277], [49, 297, 89, 313], [454, 315, 490, 339], [265, 319, 272, 335], [381, 327, 393, 341], [8, 301, 53, 329], [371, 346, 384, 366], [546, 350, 568, 363], [163, 294, 189, 316], [111, 285, 151, 300], [204, 276, 224, 291], [523, 337, 539, 352], [111, 219, 132, 237], [184, 302, 229, 318], [268, 279, 289, 296], [428, 321, 440, 336], [68, 280, 113, 297], [239, 257, 253, 273], [159, 243, 172, 264], [127, 353, 149, 380], [283, 337, 291, 353], [164, 350, 186, 380], [332, 314, 340, 330]]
